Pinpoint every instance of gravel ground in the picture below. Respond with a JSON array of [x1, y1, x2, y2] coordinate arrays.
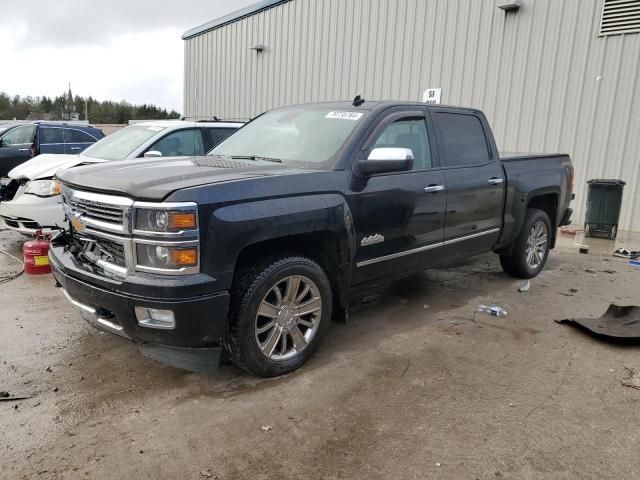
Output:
[[1, 228, 640, 480]]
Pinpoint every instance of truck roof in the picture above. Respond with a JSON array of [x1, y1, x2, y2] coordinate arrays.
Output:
[[270, 100, 482, 114]]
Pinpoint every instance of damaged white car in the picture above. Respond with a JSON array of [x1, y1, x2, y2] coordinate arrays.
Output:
[[0, 120, 242, 235]]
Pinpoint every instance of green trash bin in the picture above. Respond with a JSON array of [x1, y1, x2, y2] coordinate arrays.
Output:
[[584, 179, 625, 240]]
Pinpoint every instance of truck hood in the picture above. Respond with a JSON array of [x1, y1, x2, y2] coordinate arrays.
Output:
[[7, 154, 107, 180], [57, 156, 316, 200]]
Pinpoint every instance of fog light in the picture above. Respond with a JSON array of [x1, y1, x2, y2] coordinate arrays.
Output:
[[135, 307, 175, 330]]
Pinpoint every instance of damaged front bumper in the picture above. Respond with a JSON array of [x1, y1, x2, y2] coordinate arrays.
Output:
[[49, 238, 230, 372], [0, 185, 66, 235]]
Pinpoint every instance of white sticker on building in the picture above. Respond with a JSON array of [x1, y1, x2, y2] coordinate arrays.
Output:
[[422, 88, 442, 104], [325, 111, 364, 120]]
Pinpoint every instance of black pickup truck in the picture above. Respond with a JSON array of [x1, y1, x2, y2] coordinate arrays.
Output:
[[49, 101, 574, 377]]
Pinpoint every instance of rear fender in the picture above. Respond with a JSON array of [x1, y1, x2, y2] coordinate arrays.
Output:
[[496, 186, 560, 252]]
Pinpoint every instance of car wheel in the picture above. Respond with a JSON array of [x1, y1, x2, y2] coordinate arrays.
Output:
[[227, 256, 332, 377], [500, 208, 552, 279]]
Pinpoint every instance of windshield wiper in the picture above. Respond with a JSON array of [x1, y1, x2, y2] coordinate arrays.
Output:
[[230, 155, 282, 164]]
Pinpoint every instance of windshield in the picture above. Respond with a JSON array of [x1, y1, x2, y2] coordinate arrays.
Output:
[[81, 125, 166, 160], [209, 107, 368, 168]]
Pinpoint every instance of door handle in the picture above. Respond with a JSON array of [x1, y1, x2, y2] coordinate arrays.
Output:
[[18, 148, 29, 152], [488, 177, 504, 185], [424, 185, 445, 193], [69, 147, 81, 151]]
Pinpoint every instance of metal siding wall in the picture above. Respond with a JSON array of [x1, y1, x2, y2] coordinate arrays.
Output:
[[184, 0, 640, 231]]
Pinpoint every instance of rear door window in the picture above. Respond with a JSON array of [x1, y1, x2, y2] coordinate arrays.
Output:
[[436, 113, 491, 167], [204, 127, 236, 150], [64, 129, 97, 144], [150, 129, 204, 157], [39, 127, 64, 144]]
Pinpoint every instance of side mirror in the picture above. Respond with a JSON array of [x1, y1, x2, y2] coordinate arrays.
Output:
[[357, 147, 414, 175], [144, 150, 163, 158]]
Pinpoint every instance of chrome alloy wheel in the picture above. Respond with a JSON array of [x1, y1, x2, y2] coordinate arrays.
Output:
[[526, 220, 548, 269], [254, 275, 322, 361]]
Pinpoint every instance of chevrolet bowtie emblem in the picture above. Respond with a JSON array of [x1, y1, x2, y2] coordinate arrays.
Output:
[[361, 234, 384, 246], [70, 213, 86, 232]]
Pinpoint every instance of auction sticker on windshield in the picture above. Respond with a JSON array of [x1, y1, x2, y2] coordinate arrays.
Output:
[[325, 111, 364, 120]]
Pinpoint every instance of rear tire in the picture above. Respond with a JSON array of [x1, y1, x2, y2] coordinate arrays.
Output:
[[500, 208, 552, 279], [227, 256, 332, 377]]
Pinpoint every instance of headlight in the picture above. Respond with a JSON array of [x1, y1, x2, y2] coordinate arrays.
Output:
[[135, 208, 197, 233], [132, 202, 199, 275], [136, 244, 198, 270], [24, 179, 61, 197]]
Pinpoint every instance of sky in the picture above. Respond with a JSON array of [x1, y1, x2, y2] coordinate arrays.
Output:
[[0, 0, 255, 113]]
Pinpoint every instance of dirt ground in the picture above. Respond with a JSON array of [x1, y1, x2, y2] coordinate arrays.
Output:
[[1, 228, 640, 480]]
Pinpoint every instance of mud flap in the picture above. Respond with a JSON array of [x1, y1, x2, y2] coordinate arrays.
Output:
[[140, 343, 222, 373], [556, 304, 640, 339]]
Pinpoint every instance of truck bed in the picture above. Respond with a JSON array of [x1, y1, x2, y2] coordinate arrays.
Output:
[[496, 152, 573, 249], [500, 152, 569, 162]]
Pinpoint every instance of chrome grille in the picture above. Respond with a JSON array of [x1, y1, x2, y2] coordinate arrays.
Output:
[[61, 185, 132, 234], [63, 195, 124, 223]]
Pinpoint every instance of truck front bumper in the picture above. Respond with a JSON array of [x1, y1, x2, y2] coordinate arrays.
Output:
[[49, 244, 230, 372]]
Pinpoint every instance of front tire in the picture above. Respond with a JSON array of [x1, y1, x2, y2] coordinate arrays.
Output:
[[227, 256, 333, 377], [500, 208, 552, 279]]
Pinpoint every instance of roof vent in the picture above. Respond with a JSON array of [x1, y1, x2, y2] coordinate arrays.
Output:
[[599, 0, 640, 36]]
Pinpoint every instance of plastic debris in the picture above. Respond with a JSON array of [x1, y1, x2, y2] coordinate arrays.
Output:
[[556, 304, 640, 339], [261, 425, 273, 431], [584, 268, 597, 274], [518, 280, 531, 292], [630, 260, 640, 267], [478, 304, 508, 317], [577, 244, 589, 254]]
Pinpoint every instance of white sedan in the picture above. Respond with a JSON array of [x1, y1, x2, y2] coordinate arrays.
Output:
[[0, 120, 242, 235]]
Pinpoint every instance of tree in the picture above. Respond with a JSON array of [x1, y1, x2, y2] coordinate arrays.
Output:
[[0, 91, 181, 122]]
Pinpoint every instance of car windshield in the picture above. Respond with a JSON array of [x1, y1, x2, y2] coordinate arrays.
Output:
[[81, 125, 166, 160], [209, 107, 368, 168]]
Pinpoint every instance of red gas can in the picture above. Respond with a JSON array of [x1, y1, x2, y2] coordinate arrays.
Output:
[[23, 231, 52, 275]]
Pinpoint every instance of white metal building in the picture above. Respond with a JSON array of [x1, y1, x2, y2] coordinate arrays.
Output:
[[183, 0, 640, 231]]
